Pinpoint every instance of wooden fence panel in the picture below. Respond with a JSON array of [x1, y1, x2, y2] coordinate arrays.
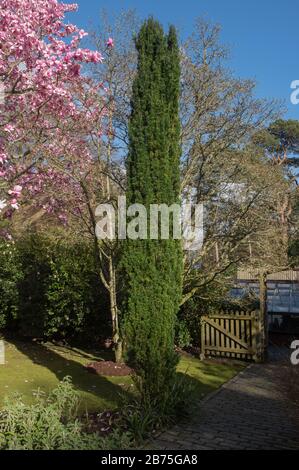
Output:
[[201, 310, 264, 362]]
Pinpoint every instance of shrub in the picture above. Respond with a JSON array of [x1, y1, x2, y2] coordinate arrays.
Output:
[[42, 240, 102, 339], [122, 19, 183, 407], [0, 377, 132, 450], [13, 233, 109, 341], [175, 319, 192, 349], [0, 377, 94, 450], [16, 234, 51, 337], [0, 239, 22, 330], [121, 373, 195, 443]]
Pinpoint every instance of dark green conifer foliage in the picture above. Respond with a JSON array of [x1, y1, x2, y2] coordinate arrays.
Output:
[[122, 18, 182, 399]]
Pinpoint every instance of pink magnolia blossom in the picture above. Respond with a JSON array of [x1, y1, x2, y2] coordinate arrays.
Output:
[[0, 0, 107, 218], [10, 199, 19, 210], [106, 37, 114, 48], [9, 185, 22, 194]]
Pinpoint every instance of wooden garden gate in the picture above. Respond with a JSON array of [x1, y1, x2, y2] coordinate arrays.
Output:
[[201, 310, 265, 362]]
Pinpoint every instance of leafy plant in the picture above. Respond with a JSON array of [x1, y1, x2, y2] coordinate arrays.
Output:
[[2, 233, 109, 341], [175, 319, 192, 349], [0, 239, 22, 330], [121, 18, 183, 404], [0, 377, 132, 450], [120, 373, 195, 443]]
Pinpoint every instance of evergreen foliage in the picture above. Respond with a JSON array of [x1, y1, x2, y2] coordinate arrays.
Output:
[[0, 234, 109, 341], [122, 18, 183, 400]]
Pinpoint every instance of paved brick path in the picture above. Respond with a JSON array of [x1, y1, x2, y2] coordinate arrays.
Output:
[[150, 348, 299, 450]]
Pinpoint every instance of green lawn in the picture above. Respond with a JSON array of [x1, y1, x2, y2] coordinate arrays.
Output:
[[0, 340, 245, 413]]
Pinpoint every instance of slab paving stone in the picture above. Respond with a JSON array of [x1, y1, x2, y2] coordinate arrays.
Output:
[[149, 348, 299, 450]]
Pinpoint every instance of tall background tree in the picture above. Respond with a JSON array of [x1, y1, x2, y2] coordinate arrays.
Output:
[[251, 119, 299, 267], [252, 119, 299, 166], [121, 19, 183, 401]]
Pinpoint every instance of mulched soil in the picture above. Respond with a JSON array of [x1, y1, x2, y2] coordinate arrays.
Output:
[[176, 346, 200, 357], [85, 360, 134, 376], [83, 410, 121, 436]]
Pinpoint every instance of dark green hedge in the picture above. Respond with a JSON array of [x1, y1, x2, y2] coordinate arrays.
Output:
[[0, 234, 110, 342]]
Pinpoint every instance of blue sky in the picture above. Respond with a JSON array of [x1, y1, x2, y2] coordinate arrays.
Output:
[[69, 0, 298, 119]]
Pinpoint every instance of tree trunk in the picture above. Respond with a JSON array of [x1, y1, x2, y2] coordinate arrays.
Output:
[[109, 255, 123, 363]]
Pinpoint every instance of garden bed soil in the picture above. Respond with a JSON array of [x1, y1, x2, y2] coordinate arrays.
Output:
[[85, 361, 133, 376], [83, 410, 121, 436]]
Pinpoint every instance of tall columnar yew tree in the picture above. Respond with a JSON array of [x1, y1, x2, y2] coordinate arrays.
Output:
[[122, 18, 183, 399]]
